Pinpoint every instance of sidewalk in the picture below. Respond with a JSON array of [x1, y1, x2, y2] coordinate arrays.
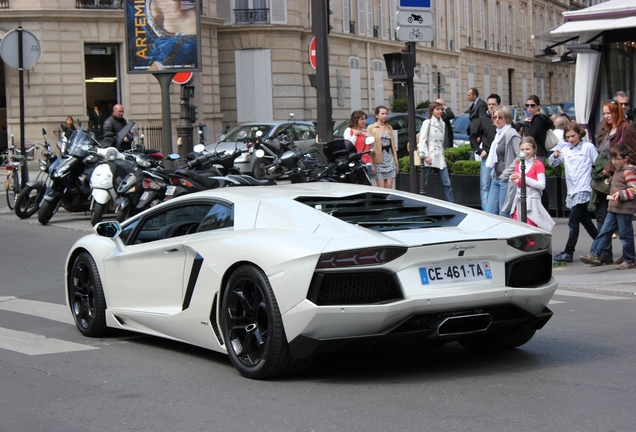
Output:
[[1, 195, 634, 296]]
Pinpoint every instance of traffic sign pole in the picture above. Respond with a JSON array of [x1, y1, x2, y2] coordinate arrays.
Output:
[[18, 27, 28, 183]]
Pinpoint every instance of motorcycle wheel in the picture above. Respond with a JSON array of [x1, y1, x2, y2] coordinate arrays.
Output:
[[14, 182, 44, 219], [37, 199, 57, 225], [115, 197, 132, 223], [252, 158, 268, 180], [91, 202, 106, 226]]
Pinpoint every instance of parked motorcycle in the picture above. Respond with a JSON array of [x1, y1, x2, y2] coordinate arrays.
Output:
[[14, 128, 59, 219], [314, 137, 374, 185], [37, 126, 99, 225]]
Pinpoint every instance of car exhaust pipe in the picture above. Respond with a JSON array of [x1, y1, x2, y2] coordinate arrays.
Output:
[[436, 313, 492, 336]]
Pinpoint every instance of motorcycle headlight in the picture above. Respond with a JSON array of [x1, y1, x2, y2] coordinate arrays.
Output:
[[106, 148, 118, 161], [38, 159, 49, 171], [135, 155, 151, 168]]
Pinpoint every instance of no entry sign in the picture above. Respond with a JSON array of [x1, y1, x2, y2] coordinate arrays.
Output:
[[309, 37, 317, 69], [172, 72, 193, 85]]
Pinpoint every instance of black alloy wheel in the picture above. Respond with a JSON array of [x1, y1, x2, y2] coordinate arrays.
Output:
[[69, 252, 107, 337], [252, 158, 268, 180], [221, 265, 304, 379]]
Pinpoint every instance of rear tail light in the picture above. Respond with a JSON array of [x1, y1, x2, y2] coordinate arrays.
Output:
[[142, 177, 164, 190], [6, 165, 14, 171], [316, 247, 407, 269]]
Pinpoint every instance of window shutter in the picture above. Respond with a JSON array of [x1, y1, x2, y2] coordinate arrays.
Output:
[[270, 0, 287, 24], [217, 0, 232, 23]]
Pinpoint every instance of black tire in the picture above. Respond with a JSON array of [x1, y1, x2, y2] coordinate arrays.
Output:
[[5, 170, 17, 210], [37, 198, 57, 225], [91, 202, 106, 226], [14, 183, 44, 219], [252, 158, 268, 180], [68, 252, 107, 337], [221, 265, 304, 379], [115, 197, 132, 223], [459, 326, 537, 351]]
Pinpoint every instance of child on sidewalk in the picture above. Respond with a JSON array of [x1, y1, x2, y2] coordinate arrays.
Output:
[[549, 124, 599, 263], [509, 137, 555, 232], [580, 144, 636, 270]]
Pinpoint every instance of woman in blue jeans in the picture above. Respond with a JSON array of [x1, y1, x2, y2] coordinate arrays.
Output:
[[485, 106, 521, 216]]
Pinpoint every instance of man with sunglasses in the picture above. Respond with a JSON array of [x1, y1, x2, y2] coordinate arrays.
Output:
[[614, 91, 633, 123]]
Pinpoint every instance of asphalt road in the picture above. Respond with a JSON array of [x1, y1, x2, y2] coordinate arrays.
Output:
[[0, 208, 635, 431]]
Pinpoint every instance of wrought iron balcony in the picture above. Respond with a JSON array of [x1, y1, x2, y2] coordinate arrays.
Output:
[[234, 8, 269, 24], [76, 0, 122, 9], [1, 0, 9, 8]]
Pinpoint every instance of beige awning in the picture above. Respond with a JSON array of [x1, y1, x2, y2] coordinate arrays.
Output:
[[550, 16, 636, 37]]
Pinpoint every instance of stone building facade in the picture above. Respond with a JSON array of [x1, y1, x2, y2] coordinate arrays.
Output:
[[1, 0, 596, 151]]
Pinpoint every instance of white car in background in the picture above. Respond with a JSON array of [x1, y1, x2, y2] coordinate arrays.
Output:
[[66, 183, 557, 379]]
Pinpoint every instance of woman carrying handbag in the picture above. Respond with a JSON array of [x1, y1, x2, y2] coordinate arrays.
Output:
[[417, 102, 454, 202]]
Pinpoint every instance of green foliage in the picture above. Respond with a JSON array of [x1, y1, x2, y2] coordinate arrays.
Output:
[[416, 100, 430, 110], [545, 162, 565, 178], [451, 160, 481, 175], [391, 99, 408, 113], [398, 155, 411, 173], [443, 144, 472, 163]]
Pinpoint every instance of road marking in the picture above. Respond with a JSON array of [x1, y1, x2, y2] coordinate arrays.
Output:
[[548, 300, 567, 304], [554, 290, 633, 300], [0, 326, 98, 355], [0, 298, 75, 325]]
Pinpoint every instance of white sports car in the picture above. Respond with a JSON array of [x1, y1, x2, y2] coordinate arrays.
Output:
[[66, 183, 557, 379]]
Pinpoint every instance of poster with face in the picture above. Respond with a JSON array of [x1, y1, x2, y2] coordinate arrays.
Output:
[[125, 0, 201, 73]]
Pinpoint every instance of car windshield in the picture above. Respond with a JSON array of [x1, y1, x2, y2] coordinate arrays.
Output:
[[222, 124, 274, 142]]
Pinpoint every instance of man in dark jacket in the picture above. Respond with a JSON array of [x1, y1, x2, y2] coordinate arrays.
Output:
[[436, 98, 455, 148], [466, 87, 488, 153], [102, 104, 130, 151], [470, 94, 500, 211]]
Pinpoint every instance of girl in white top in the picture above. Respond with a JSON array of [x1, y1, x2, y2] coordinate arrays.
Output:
[[417, 102, 454, 202]]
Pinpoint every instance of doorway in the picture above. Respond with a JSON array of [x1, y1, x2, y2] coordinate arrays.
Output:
[[84, 44, 120, 138]]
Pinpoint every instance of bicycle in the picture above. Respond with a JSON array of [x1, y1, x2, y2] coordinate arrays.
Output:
[[4, 140, 36, 210]]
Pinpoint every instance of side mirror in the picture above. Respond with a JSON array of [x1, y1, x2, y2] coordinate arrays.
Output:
[[301, 131, 311, 140], [237, 130, 247, 139], [364, 136, 375, 145], [94, 221, 124, 252], [217, 134, 227, 142], [193, 144, 206, 153], [288, 113, 295, 120], [42, 127, 47, 135], [255, 130, 263, 138], [167, 153, 181, 161]]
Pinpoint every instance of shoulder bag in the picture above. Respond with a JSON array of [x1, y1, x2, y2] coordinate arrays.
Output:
[[544, 129, 559, 151]]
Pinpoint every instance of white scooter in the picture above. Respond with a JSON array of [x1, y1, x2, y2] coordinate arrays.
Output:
[[89, 121, 136, 225]]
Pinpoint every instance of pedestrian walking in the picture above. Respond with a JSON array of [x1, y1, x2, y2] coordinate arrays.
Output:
[[549, 123, 599, 263], [485, 105, 521, 216], [436, 98, 455, 148], [509, 137, 555, 231], [580, 144, 636, 270], [417, 102, 454, 202], [367, 106, 399, 189], [467, 87, 488, 135]]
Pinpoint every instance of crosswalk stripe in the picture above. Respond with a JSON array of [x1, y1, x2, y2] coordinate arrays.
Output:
[[0, 326, 98, 355], [0, 297, 75, 325], [554, 290, 634, 300]]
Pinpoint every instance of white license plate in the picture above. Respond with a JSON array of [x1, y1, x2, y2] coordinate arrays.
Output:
[[248, 147, 254, 153], [420, 261, 492, 285], [140, 191, 150, 201], [165, 186, 176, 196]]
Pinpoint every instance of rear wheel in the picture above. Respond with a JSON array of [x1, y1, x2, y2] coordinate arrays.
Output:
[[15, 182, 44, 219], [68, 252, 107, 337], [221, 265, 308, 379], [91, 202, 106, 226], [459, 326, 537, 351]]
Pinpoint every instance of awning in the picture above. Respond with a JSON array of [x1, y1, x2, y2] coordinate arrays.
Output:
[[550, 16, 636, 37]]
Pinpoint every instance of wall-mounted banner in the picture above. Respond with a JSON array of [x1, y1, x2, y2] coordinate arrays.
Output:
[[125, 0, 202, 73]]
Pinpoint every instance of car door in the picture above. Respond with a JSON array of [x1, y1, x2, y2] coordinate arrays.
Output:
[[103, 203, 213, 314]]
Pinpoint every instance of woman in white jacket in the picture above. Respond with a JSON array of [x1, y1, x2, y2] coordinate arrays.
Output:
[[417, 102, 455, 202]]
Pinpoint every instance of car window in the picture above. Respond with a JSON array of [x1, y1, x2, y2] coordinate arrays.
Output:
[[197, 203, 233, 233], [452, 116, 470, 135], [224, 124, 273, 141], [414, 117, 423, 131], [128, 204, 213, 245], [333, 120, 348, 138], [389, 118, 406, 131]]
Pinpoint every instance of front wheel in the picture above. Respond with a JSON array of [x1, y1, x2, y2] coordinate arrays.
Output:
[[252, 158, 268, 180], [221, 265, 306, 379], [37, 198, 58, 225], [91, 201, 106, 226], [68, 252, 107, 337], [5, 170, 18, 210], [15, 182, 45, 219]]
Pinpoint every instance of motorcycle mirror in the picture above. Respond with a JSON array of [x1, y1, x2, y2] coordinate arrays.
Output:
[[255, 149, 265, 158], [42, 127, 47, 136], [193, 144, 206, 153], [301, 131, 311, 140], [167, 153, 181, 161], [217, 134, 227, 142], [77, 119, 82, 128], [364, 136, 375, 145], [237, 131, 247, 139], [255, 130, 263, 138], [288, 113, 295, 120]]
